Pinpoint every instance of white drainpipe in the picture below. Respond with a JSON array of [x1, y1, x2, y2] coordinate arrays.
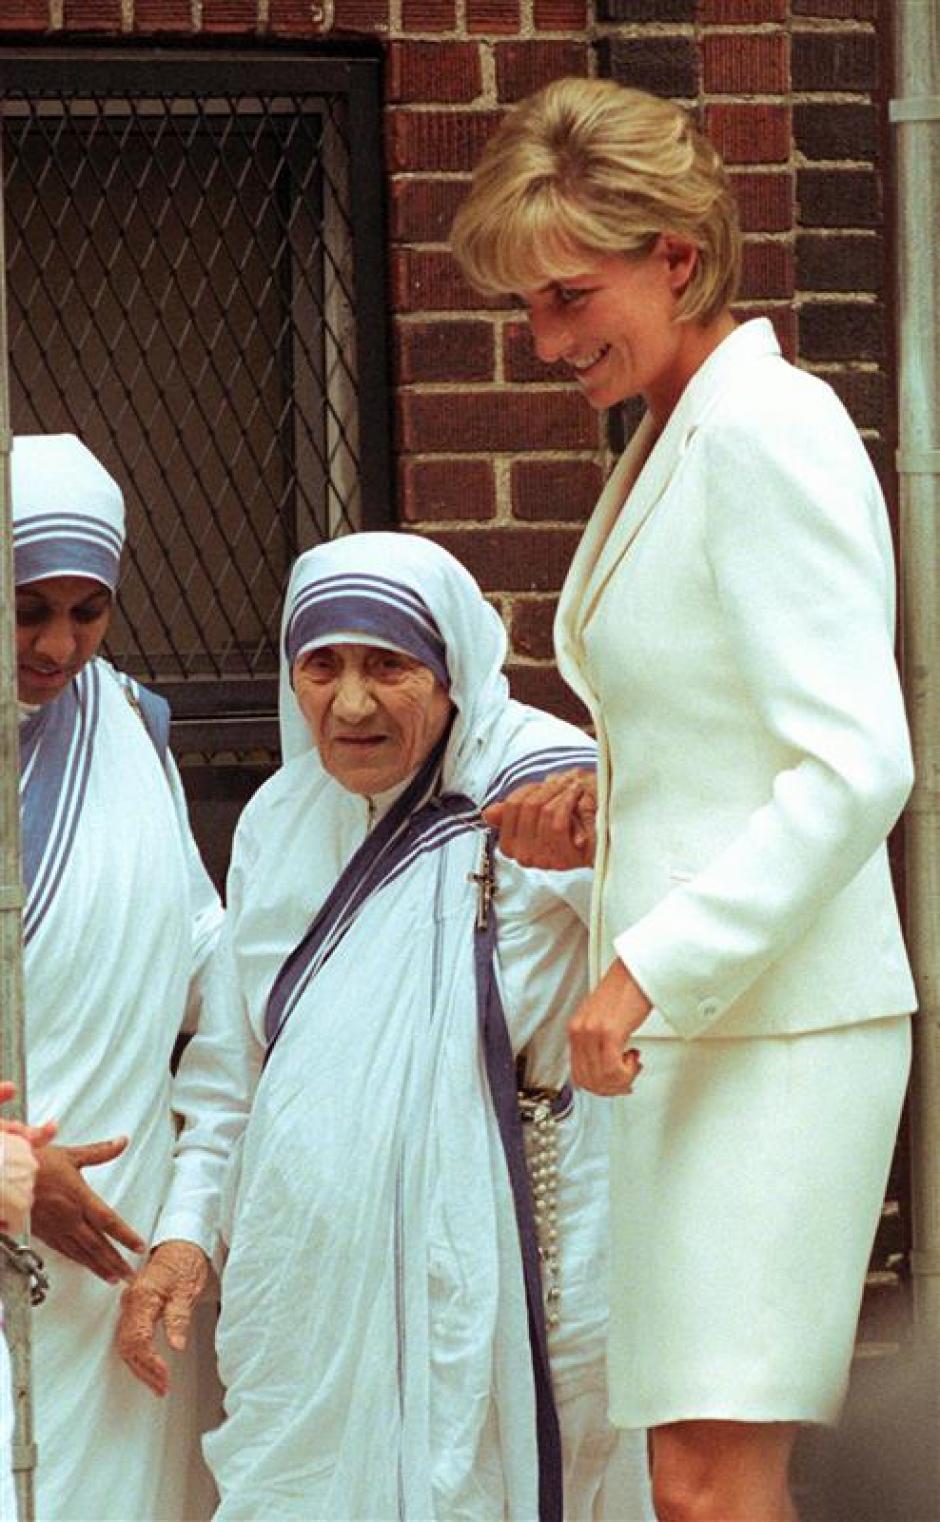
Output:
[[891, 1, 940, 1343]]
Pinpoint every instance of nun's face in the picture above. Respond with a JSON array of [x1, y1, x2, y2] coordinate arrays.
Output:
[[294, 642, 453, 797], [15, 575, 112, 706]]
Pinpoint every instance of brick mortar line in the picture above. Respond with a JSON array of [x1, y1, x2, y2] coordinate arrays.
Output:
[[795, 228, 880, 236], [703, 25, 793, 35], [793, 291, 881, 303], [697, 26, 791, 36], [478, 39, 496, 103], [791, 19, 877, 34], [790, 92, 879, 103], [493, 455, 512, 524], [793, 159, 883, 167], [591, 23, 695, 38]]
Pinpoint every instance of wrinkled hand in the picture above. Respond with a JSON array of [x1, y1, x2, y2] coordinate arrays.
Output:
[[118, 1241, 209, 1397], [483, 769, 597, 870], [568, 960, 652, 1096], [31, 1138, 146, 1283], [0, 1131, 40, 1236]]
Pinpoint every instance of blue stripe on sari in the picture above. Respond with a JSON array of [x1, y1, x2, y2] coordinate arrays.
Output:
[[473, 831, 564, 1522], [20, 664, 102, 946], [485, 746, 597, 806]]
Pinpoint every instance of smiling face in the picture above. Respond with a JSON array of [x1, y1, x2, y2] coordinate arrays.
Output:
[[520, 238, 720, 424], [294, 642, 454, 797], [15, 575, 113, 706]]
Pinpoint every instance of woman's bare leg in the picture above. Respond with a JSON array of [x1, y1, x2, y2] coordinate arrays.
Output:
[[649, 1420, 799, 1522]]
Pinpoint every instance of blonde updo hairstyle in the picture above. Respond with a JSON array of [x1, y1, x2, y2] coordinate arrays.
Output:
[[451, 77, 741, 326]]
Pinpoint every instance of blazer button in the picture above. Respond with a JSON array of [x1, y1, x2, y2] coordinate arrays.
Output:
[[698, 997, 720, 1020]]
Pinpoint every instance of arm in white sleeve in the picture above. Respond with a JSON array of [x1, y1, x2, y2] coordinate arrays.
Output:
[[615, 395, 913, 1038], [154, 818, 264, 1258], [163, 752, 225, 1034]]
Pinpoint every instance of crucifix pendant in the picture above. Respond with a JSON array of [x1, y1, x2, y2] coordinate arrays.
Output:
[[468, 835, 496, 930]]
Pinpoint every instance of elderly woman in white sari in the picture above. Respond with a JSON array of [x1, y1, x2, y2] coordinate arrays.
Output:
[[10, 433, 223, 1521], [118, 532, 653, 1522]]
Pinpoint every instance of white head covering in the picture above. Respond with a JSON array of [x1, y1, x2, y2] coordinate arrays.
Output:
[[279, 532, 515, 788], [12, 434, 125, 590], [278, 532, 595, 810]]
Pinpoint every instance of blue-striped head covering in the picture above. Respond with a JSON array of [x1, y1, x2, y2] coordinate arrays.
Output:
[[284, 556, 450, 692], [279, 532, 596, 809], [279, 533, 512, 771], [12, 434, 125, 591]]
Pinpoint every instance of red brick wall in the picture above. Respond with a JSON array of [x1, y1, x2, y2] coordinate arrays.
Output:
[[1, 0, 910, 1463], [0, 1, 894, 725]]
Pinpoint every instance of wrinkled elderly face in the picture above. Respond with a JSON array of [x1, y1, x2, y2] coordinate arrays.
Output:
[[294, 642, 453, 797], [15, 575, 112, 707]]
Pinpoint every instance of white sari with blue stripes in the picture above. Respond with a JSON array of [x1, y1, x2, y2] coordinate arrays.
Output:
[[20, 658, 222, 1522], [161, 535, 652, 1522]]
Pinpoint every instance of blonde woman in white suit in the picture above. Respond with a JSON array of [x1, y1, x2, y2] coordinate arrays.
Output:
[[452, 78, 917, 1522]]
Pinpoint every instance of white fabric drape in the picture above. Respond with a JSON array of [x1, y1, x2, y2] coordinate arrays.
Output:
[[23, 664, 222, 1521], [164, 534, 653, 1520]]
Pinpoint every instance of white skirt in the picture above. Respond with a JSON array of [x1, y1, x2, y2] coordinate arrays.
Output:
[[607, 1016, 911, 1429]]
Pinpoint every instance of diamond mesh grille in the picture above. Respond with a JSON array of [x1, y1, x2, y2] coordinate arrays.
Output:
[[2, 71, 386, 698]]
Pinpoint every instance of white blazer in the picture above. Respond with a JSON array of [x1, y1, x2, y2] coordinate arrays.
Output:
[[555, 319, 917, 1040]]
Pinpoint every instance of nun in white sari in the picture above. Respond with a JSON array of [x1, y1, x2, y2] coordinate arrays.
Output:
[[120, 532, 653, 1521], [10, 434, 223, 1521]]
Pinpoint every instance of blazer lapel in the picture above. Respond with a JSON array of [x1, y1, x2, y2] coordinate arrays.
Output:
[[577, 412, 684, 625], [561, 320, 785, 649], [556, 319, 783, 695], [554, 417, 656, 706]]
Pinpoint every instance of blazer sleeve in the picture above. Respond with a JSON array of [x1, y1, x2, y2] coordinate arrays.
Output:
[[614, 387, 913, 1039], [155, 809, 265, 1259]]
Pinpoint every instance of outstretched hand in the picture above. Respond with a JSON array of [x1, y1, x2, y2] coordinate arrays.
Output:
[[30, 1137, 146, 1283], [483, 768, 597, 870], [118, 1240, 210, 1397]]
